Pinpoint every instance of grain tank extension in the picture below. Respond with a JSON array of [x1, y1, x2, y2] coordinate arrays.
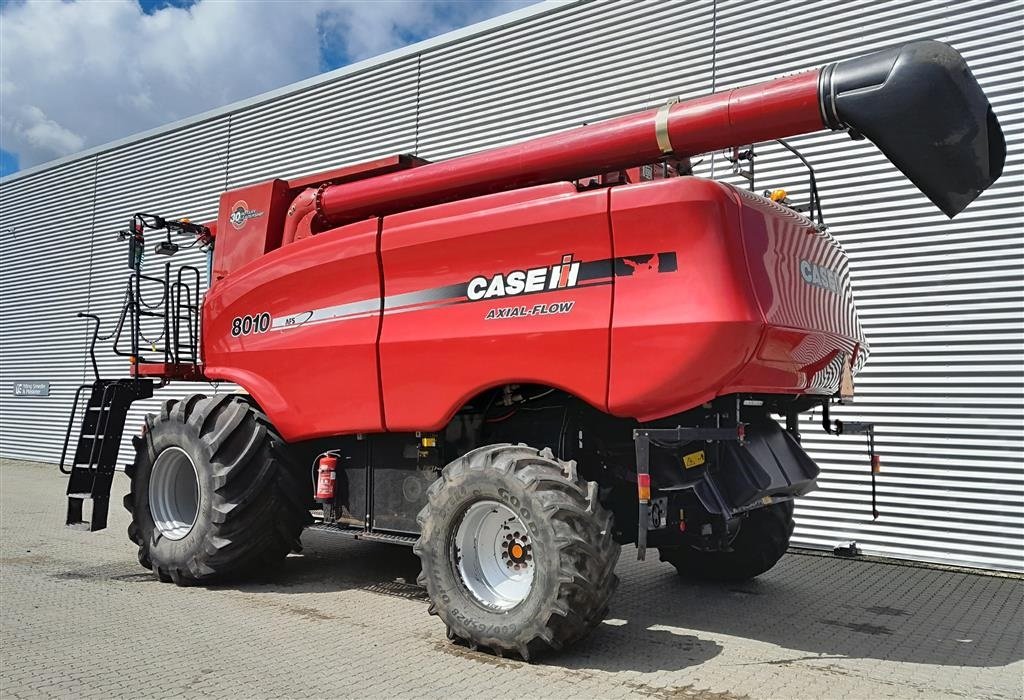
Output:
[[60, 40, 1004, 659]]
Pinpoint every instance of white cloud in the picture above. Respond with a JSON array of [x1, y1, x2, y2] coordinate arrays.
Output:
[[1, 0, 324, 167], [0, 0, 533, 169], [6, 105, 86, 157]]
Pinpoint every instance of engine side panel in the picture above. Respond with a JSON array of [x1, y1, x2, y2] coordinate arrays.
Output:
[[608, 178, 867, 421], [607, 178, 762, 419]]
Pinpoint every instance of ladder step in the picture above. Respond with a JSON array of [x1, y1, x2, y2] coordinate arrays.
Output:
[[62, 377, 153, 533]]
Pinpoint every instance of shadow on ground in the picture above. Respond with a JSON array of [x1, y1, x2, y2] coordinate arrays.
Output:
[[48, 527, 1023, 674], [592, 548, 1023, 672]]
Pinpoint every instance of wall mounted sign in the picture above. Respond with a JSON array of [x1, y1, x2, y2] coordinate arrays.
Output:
[[13, 382, 50, 397]]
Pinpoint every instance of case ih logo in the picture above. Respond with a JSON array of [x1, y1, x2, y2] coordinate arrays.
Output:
[[229, 200, 264, 230], [467, 254, 581, 301], [800, 259, 841, 294]]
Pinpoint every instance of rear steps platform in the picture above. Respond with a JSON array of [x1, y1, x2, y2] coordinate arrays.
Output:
[[60, 379, 152, 531], [307, 522, 418, 546]]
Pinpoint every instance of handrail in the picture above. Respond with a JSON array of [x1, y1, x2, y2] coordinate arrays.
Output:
[[78, 312, 102, 382], [58, 384, 90, 475]]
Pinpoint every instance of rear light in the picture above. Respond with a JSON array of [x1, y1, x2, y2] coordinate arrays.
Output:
[[637, 473, 651, 502]]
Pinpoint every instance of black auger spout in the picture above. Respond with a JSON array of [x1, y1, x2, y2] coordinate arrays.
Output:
[[820, 40, 1006, 218]]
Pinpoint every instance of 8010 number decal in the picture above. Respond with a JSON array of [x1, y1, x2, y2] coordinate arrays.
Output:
[[231, 312, 271, 337]]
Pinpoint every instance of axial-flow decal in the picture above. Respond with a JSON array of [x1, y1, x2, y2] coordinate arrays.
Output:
[[485, 301, 576, 320]]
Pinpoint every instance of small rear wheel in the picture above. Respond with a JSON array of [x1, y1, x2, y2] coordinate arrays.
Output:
[[659, 501, 794, 582], [414, 444, 619, 660]]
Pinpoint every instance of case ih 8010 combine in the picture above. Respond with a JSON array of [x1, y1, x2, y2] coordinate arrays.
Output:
[[61, 41, 1003, 658]]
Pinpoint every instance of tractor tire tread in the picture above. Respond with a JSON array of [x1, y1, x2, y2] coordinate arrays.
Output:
[[123, 394, 310, 586], [658, 500, 794, 582], [415, 444, 618, 660]]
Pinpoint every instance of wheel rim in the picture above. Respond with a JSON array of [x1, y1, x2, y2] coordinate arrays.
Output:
[[452, 500, 535, 611], [149, 446, 200, 541]]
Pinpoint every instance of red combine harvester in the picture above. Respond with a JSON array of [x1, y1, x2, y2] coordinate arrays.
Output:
[[62, 41, 1003, 658]]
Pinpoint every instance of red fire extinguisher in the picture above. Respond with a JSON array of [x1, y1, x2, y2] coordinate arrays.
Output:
[[315, 454, 337, 503]]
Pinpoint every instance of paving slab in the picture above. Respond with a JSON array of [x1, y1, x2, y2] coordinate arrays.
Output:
[[1, 459, 1021, 699]]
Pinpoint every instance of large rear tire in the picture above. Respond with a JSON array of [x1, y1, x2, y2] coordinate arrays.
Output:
[[659, 501, 794, 582], [414, 444, 619, 660], [124, 394, 310, 585]]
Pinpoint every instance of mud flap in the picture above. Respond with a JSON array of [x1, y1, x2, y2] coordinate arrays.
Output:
[[714, 419, 819, 511]]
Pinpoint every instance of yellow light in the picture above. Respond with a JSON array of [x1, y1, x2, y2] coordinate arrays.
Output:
[[421, 436, 436, 447], [769, 189, 788, 202]]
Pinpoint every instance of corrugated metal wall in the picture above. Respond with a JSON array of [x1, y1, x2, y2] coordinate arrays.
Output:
[[1, 0, 1020, 571], [0, 159, 99, 459]]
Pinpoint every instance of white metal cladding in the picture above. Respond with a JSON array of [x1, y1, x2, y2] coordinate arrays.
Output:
[[416, 0, 714, 160], [226, 56, 419, 187], [0, 0, 1020, 571], [0, 159, 99, 462]]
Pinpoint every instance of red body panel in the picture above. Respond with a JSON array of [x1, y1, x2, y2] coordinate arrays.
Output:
[[201, 178, 866, 442], [379, 184, 611, 431], [204, 218, 384, 439], [213, 179, 290, 283], [605, 179, 864, 420], [607, 179, 762, 418], [728, 188, 866, 394]]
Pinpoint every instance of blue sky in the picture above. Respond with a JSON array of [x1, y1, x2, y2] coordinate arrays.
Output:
[[0, 0, 535, 177], [0, 151, 18, 178], [138, 0, 196, 12]]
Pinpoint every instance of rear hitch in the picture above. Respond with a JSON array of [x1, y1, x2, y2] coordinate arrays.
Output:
[[822, 400, 880, 519]]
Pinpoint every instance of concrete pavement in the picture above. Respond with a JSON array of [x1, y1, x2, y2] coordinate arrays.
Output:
[[1, 459, 1021, 699]]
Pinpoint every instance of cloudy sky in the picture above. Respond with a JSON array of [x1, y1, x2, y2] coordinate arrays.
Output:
[[0, 0, 535, 177]]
